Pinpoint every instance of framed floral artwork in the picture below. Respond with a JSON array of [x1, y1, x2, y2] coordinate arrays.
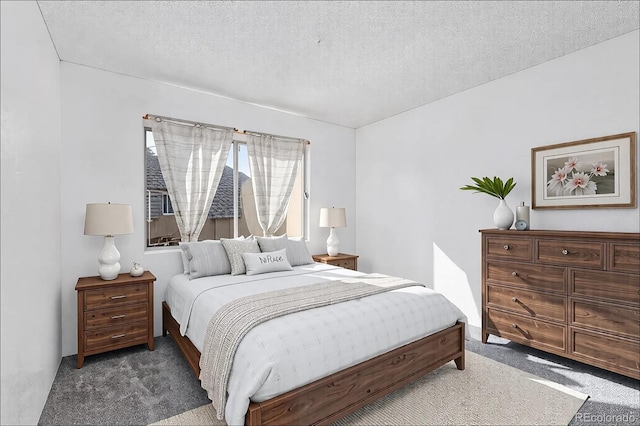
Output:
[[532, 132, 636, 209]]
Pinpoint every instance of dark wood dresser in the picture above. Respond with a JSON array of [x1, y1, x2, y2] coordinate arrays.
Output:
[[76, 271, 156, 368], [481, 229, 639, 379]]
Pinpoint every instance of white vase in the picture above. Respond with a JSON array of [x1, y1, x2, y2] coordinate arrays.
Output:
[[493, 199, 514, 230]]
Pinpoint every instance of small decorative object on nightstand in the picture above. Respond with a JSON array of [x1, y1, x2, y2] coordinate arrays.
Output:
[[130, 262, 144, 277], [75, 271, 156, 368], [312, 253, 359, 271]]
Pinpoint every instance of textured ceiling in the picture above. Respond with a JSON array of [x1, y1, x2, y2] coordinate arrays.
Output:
[[38, 1, 639, 128]]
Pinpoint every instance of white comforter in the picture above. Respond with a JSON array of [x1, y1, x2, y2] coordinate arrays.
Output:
[[165, 263, 468, 425]]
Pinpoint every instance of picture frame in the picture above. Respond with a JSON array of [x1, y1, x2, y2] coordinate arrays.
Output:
[[532, 132, 636, 209]]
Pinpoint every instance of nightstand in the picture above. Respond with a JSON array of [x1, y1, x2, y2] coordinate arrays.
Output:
[[312, 253, 359, 271], [75, 271, 156, 368]]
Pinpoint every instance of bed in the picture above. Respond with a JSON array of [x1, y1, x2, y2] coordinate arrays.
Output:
[[163, 251, 467, 426]]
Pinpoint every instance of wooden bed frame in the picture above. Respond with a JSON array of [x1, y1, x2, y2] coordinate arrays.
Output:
[[162, 301, 465, 425]]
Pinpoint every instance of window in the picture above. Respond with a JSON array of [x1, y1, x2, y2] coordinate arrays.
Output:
[[145, 129, 307, 248], [161, 194, 174, 215]]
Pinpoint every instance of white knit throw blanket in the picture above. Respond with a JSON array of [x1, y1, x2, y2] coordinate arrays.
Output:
[[199, 273, 423, 421]]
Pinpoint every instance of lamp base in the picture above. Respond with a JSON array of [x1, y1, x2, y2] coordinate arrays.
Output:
[[98, 236, 121, 280], [327, 227, 340, 257]]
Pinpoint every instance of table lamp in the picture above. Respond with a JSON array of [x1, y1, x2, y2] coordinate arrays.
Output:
[[319, 207, 346, 257], [84, 203, 134, 280]]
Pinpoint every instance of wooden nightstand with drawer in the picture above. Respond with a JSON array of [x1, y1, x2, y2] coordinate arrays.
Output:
[[75, 271, 156, 368], [312, 253, 359, 271]]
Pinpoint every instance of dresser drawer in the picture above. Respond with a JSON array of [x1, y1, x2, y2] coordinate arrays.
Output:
[[486, 261, 565, 294], [571, 269, 640, 306], [487, 285, 565, 322], [84, 303, 148, 329], [610, 242, 640, 273], [485, 236, 532, 261], [84, 322, 149, 352], [486, 308, 566, 352], [84, 284, 148, 310], [535, 239, 605, 269], [570, 328, 640, 378], [570, 300, 639, 339], [333, 259, 356, 270]]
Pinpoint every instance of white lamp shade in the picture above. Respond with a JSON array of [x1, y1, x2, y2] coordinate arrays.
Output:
[[84, 203, 134, 236], [319, 207, 346, 228]]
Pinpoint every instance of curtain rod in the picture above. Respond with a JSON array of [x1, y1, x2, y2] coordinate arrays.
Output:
[[143, 114, 310, 144], [143, 114, 235, 131], [242, 130, 309, 144]]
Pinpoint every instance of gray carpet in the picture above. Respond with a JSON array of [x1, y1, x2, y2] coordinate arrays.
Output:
[[38, 325, 639, 425], [39, 337, 210, 425]]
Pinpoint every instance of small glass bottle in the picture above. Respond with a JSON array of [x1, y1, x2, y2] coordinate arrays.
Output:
[[516, 202, 530, 229]]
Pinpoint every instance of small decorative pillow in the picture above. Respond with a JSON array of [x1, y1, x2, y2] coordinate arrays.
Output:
[[256, 234, 288, 252], [220, 238, 261, 275], [287, 237, 315, 266], [243, 249, 293, 276], [181, 240, 232, 279]]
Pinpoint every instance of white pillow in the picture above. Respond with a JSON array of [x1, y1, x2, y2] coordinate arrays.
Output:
[[181, 240, 232, 279], [287, 237, 315, 266], [256, 234, 288, 252], [178, 243, 190, 274], [180, 237, 246, 275], [220, 238, 261, 275], [243, 249, 293, 276]]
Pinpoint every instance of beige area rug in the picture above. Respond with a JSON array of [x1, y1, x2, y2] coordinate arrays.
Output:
[[152, 351, 588, 426]]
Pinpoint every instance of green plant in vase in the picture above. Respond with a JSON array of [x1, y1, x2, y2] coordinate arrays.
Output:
[[460, 177, 517, 229]]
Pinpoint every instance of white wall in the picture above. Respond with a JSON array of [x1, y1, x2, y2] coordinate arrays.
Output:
[[355, 31, 640, 328], [59, 64, 356, 356], [1, 2, 62, 424]]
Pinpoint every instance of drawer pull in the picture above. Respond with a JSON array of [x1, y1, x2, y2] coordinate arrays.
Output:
[[111, 295, 126, 300], [511, 297, 518, 302], [511, 323, 518, 329], [561, 249, 569, 255], [111, 314, 126, 319], [512, 271, 518, 277], [110, 334, 126, 339], [503, 245, 510, 250]]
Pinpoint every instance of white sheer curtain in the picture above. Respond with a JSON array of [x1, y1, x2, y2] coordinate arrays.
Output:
[[150, 119, 233, 242], [246, 134, 305, 236]]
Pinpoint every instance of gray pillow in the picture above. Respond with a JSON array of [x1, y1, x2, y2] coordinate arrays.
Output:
[[287, 237, 314, 266], [181, 240, 231, 279], [220, 238, 261, 275], [243, 249, 293, 276], [256, 234, 288, 252]]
